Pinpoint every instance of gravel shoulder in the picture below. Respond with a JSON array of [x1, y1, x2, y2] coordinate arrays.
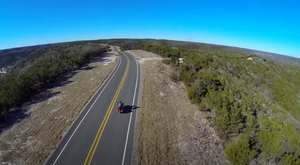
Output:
[[0, 48, 118, 164], [128, 50, 229, 165]]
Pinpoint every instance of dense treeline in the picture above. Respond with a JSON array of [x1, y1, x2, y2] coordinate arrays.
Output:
[[0, 43, 108, 119], [138, 44, 300, 165]]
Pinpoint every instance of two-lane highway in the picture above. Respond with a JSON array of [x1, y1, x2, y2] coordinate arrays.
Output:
[[46, 51, 140, 165]]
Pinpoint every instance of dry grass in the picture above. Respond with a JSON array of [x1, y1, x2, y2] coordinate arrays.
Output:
[[0, 49, 118, 164], [129, 50, 229, 165]]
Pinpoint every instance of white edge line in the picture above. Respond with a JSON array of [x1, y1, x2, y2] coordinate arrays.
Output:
[[122, 54, 139, 165], [52, 55, 122, 165], [130, 55, 142, 165]]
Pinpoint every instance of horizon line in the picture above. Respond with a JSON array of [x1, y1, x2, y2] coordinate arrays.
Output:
[[0, 37, 298, 59]]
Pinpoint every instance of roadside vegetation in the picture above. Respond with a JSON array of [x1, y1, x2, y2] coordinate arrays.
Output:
[[0, 43, 109, 119], [137, 44, 300, 165]]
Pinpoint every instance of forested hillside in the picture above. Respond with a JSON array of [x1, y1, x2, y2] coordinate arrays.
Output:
[[136, 44, 300, 165], [0, 42, 108, 119]]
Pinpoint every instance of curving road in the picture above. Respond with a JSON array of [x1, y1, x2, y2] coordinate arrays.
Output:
[[46, 51, 140, 165]]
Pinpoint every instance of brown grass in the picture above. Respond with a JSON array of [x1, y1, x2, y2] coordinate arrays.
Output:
[[0, 50, 118, 164]]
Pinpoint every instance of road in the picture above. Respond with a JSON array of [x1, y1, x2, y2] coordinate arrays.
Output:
[[46, 51, 140, 165]]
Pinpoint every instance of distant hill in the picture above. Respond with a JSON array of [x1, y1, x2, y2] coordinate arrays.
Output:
[[97, 38, 300, 67], [0, 45, 39, 68], [0, 41, 104, 71], [1, 39, 299, 69], [224, 46, 300, 67]]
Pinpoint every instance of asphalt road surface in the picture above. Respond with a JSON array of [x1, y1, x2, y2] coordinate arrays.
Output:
[[46, 51, 140, 165]]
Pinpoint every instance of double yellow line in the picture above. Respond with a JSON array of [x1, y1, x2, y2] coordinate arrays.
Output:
[[84, 54, 130, 165]]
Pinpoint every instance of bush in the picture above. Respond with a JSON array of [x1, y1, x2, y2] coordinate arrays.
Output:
[[162, 59, 172, 65], [282, 152, 300, 165], [225, 135, 257, 165]]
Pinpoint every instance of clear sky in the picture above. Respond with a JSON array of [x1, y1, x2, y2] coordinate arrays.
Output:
[[0, 0, 299, 57]]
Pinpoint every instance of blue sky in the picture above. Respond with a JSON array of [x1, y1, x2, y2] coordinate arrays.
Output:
[[0, 0, 299, 57]]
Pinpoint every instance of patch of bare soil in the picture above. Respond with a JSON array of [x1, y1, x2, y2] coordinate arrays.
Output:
[[125, 50, 162, 63], [129, 50, 229, 165], [0, 49, 118, 164]]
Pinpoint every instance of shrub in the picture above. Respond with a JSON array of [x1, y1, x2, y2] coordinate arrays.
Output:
[[225, 134, 257, 165], [162, 59, 172, 65], [282, 152, 300, 165]]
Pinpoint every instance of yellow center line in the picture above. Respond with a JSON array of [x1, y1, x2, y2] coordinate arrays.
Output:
[[84, 54, 130, 165]]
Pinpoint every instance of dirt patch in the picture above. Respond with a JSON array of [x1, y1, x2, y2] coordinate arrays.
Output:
[[125, 50, 162, 63], [130, 51, 229, 165], [126, 50, 160, 59], [0, 50, 118, 164]]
